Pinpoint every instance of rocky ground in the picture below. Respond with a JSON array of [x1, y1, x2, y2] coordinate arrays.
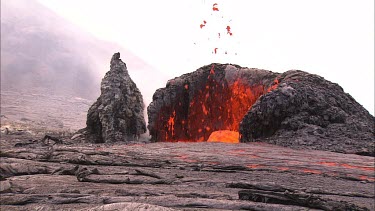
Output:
[[1, 90, 92, 133], [1, 70, 374, 210], [1, 130, 374, 211]]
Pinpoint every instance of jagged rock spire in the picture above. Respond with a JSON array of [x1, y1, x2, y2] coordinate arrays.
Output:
[[84, 52, 146, 143]]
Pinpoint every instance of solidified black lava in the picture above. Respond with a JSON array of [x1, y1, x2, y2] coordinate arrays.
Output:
[[240, 70, 374, 155], [148, 64, 374, 155], [84, 53, 146, 143]]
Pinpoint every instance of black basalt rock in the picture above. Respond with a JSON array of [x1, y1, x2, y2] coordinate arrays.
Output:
[[240, 70, 375, 155], [84, 52, 146, 143]]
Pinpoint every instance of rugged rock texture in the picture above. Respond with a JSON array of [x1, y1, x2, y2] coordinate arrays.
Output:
[[148, 63, 374, 155], [147, 63, 278, 142], [86, 203, 178, 211], [84, 53, 146, 143], [0, 133, 374, 210], [240, 70, 375, 155]]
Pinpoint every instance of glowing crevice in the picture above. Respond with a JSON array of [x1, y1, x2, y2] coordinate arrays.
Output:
[[154, 65, 279, 143]]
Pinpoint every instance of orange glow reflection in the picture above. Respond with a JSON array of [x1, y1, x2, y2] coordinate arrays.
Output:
[[302, 169, 322, 174], [207, 130, 239, 143]]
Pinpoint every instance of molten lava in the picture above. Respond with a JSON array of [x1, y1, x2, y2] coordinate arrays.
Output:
[[207, 130, 239, 143], [267, 78, 279, 92], [200, 20, 207, 29], [152, 65, 278, 143], [226, 25, 233, 36], [212, 3, 219, 11]]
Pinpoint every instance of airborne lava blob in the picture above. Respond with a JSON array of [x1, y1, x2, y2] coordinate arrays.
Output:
[[195, 1, 238, 58]]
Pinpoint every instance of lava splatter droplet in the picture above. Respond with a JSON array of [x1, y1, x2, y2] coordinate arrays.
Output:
[[213, 3, 219, 11], [226, 25, 233, 36]]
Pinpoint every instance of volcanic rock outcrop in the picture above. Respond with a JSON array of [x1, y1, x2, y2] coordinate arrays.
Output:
[[147, 63, 374, 155], [84, 53, 146, 143], [240, 70, 374, 155]]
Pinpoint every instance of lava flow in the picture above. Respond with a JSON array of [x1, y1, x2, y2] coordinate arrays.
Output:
[[151, 65, 278, 143]]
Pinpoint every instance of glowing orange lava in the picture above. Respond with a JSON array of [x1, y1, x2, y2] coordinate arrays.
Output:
[[301, 169, 322, 174], [153, 65, 277, 143], [210, 65, 215, 74], [212, 3, 219, 11], [226, 25, 233, 36], [359, 175, 375, 182], [267, 78, 279, 92], [207, 130, 239, 143], [200, 20, 207, 29], [340, 163, 375, 171]]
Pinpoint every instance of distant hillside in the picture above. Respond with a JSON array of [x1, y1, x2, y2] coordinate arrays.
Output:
[[1, 0, 166, 101]]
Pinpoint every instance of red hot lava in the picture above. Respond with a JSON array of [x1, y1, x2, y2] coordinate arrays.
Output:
[[226, 25, 233, 36], [207, 130, 239, 143], [151, 65, 279, 143], [200, 20, 207, 29], [212, 3, 219, 11]]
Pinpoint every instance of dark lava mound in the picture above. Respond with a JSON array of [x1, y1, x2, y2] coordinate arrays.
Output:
[[147, 63, 374, 155]]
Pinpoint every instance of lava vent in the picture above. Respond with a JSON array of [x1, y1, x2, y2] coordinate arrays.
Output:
[[148, 64, 374, 155], [147, 64, 278, 143]]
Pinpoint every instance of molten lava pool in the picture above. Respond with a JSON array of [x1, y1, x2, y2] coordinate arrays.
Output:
[[207, 130, 239, 143]]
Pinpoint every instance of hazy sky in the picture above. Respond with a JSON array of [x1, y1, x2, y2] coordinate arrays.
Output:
[[37, 0, 374, 114]]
